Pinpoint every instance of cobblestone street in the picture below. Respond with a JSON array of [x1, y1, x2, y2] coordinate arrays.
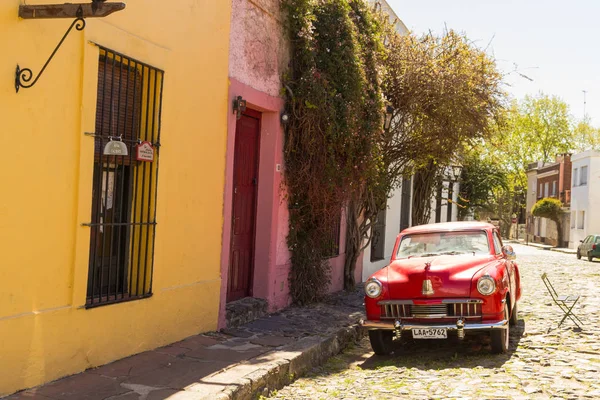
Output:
[[268, 244, 600, 399]]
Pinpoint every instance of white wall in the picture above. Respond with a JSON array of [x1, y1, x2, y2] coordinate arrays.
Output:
[[570, 150, 600, 247], [526, 170, 538, 213]]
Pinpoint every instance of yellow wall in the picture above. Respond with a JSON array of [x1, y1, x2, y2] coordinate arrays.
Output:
[[0, 0, 231, 395]]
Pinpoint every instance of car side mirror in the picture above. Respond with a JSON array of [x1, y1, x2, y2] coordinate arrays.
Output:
[[580, 240, 583, 243], [502, 245, 516, 261]]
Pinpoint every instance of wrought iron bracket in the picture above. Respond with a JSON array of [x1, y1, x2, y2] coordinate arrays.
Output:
[[15, 2, 126, 93], [15, 6, 85, 93]]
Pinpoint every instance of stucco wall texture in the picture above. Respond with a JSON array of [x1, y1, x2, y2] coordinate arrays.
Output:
[[0, 0, 231, 395], [229, 0, 290, 97]]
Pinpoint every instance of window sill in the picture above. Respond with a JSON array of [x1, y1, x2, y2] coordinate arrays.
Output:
[[85, 293, 153, 309]]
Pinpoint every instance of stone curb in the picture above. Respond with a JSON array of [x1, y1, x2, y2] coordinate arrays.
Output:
[[508, 240, 577, 254], [212, 324, 364, 400]]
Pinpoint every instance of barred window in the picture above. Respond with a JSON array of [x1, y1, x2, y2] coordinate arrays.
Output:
[[323, 211, 342, 258], [86, 47, 164, 307]]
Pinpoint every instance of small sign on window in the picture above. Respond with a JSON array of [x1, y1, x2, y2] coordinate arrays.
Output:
[[136, 141, 154, 162]]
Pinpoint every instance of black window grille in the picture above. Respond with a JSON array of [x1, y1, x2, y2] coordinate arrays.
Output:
[[85, 46, 164, 307], [371, 208, 386, 261], [323, 211, 342, 258]]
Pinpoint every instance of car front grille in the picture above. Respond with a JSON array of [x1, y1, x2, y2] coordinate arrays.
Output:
[[379, 300, 482, 320]]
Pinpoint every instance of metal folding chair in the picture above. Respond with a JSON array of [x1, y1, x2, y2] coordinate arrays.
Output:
[[541, 273, 584, 330]]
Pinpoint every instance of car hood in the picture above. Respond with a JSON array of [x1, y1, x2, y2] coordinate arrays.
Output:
[[386, 254, 496, 298]]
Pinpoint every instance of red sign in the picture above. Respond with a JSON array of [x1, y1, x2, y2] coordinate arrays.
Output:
[[136, 141, 154, 162], [512, 217, 517, 224]]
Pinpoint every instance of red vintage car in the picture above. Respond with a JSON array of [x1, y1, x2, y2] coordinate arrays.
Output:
[[361, 221, 520, 354]]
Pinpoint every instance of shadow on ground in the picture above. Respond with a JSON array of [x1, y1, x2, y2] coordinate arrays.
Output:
[[307, 320, 526, 380]]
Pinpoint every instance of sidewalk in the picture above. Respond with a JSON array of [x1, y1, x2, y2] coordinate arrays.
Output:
[[507, 239, 577, 255], [5, 289, 365, 400]]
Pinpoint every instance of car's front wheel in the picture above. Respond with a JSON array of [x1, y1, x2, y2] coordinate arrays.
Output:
[[491, 302, 510, 354], [577, 250, 582, 260], [368, 330, 394, 355]]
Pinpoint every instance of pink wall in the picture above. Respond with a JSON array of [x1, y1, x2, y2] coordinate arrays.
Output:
[[220, 0, 359, 329]]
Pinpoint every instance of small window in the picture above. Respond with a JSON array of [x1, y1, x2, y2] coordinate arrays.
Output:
[[370, 208, 387, 261], [595, 236, 600, 244], [538, 182, 543, 196], [578, 211, 585, 229], [544, 182, 549, 197], [492, 231, 503, 254], [86, 47, 164, 307], [580, 166, 588, 186], [552, 181, 557, 197], [573, 168, 579, 187]]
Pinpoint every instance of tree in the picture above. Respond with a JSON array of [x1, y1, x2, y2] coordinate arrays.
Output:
[[457, 146, 508, 221], [572, 117, 600, 152], [492, 94, 572, 186], [382, 29, 506, 225], [531, 198, 565, 247], [343, 25, 507, 289]]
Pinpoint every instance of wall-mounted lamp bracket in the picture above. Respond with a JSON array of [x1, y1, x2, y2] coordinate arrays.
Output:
[[15, 2, 126, 93], [233, 96, 247, 120]]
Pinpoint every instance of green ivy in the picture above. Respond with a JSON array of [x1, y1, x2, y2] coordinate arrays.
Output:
[[282, 0, 385, 304]]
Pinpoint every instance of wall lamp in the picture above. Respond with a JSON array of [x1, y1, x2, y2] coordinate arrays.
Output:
[[280, 111, 290, 125], [233, 96, 247, 120], [15, 1, 126, 93]]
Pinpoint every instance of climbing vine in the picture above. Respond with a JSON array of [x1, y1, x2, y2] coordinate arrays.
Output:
[[282, 0, 385, 304]]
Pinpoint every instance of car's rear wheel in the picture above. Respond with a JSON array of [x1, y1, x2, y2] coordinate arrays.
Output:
[[509, 300, 518, 326], [368, 330, 394, 355], [491, 302, 510, 354], [577, 250, 582, 260], [588, 253, 594, 262]]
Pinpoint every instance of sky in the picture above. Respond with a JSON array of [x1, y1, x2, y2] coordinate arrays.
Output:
[[389, 0, 600, 124]]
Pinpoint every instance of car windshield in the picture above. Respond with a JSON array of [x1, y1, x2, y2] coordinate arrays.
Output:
[[396, 231, 490, 259]]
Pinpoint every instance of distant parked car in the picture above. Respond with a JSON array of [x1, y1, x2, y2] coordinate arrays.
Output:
[[577, 234, 600, 261], [361, 221, 521, 355]]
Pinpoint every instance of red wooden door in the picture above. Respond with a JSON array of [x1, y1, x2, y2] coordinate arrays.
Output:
[[227, 110, 261, 302]]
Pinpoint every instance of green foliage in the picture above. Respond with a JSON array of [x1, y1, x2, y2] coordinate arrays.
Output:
[[531, 197, 563, 221], [532, 197, 565, 246], [458, 147, 509, 220], [282, 0, 385, 304], [491, 93, 572, 188], [573, 117, 600, 152]]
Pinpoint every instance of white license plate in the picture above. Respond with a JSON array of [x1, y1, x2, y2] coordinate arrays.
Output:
[[412, 328, 447, 339]]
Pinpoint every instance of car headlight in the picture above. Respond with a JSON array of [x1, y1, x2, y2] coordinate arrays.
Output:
[[477, 275, 496, 295], [365, 278, 383, 298]]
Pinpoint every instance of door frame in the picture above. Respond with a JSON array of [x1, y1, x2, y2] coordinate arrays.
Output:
[[227, 108, 262, 302]]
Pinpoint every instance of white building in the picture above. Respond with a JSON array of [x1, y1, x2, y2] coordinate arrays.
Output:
[[569, 150, 600, 247]]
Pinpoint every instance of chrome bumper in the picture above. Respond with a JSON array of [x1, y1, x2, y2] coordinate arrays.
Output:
[[360, 319, 507, 339]]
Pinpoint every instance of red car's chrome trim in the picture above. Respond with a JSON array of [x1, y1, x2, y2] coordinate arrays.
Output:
[[360, 319, 508, 331]]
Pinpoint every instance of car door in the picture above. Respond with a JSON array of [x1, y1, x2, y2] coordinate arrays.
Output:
[[584, 235, 592, 253]]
